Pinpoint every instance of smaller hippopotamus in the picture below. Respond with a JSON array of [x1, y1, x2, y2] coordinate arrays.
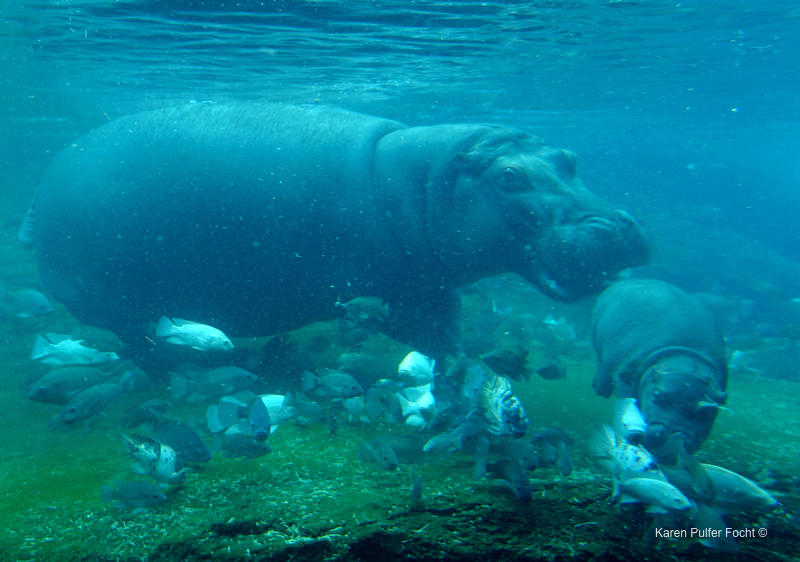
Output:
[[590, 279, 728, 457]]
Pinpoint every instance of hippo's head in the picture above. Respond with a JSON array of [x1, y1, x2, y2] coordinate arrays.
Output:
[[428, 128, 650, 300], [637, 353, 728, 457]]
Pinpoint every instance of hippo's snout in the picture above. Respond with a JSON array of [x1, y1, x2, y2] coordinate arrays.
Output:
[[536, 208, 650, 301]]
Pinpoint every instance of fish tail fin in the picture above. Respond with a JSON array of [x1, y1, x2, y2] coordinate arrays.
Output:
[[382, 302, 390, 319], [156, 316, 176, 337], [31, 334, 52, 360], [423, 433, 454, 454], [170, 374, 188, 399], [216, 398, 245, 429], [611, 476, 626, 504], [301, 370, 318, 393], [210, 433, 224, 453], [676, 448, 714, 499], [206, 405, 225, 433], [178, 466, 194, 477], [396, 393, 418, 418], [99, 485, 115, 503], [473, 457, 488, 481], [119, 371, 137, 392], [129, 462, 147, 476]]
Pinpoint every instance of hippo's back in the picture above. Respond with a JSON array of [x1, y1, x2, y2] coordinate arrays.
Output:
[[30, 103, 406, 338], [591, 279, 727, 395]]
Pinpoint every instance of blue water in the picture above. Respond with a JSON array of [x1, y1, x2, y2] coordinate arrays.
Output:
[[3, 1, 799, 264], [1, 1, 800, 560]]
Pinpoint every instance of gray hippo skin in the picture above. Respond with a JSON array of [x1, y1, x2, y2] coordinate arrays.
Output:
[[25, 103, 649, 357], [591, 279, 728, 456]]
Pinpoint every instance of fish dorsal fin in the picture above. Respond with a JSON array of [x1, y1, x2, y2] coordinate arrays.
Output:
[[587, 424, 616, 459], [172, 318, 197, 327], [17, 201, 37, 248], [479, 375, 504, 410], [478, 378, 493, 412], [46, 332, 75, 344]]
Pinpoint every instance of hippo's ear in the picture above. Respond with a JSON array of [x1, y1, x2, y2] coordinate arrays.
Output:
[[559, 150, 578, 177], [541, 148, 578, 178], [453, 151, 480, 178], [452, 150, 500, 179]]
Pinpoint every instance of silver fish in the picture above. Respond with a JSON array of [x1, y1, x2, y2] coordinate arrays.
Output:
[[27, 366, 112, 404], [53, 372, 135, 430], [542, 314, 577, 341], [301, 369, 364, 399], [359, 434, 429, 467], [397, 351, 436, 387], [342, 395, 370, 424], [485, 459, 534, 503], [170, 366, 257, 403], [210, 424, 273, 461], [31, 333, 119, 366], [534, 356, 567, 381], [613, 471, 692, 513], [701, 464, 778, 512], [257, 393, 298, 427], [396, 383, 436, 427], [1, 287, 53, 318], [486, 439, 540, 472], [662, 462, 779, 513], [100, 481, 167, 511], [335, 296, 390, 323], [530, 428, 573, 477], [152, 414, 212, 463], [615, 397, 647, 444], [122, 399, 174, 429], [208, 392, 294, 434], [480, 347, 530, 383], [156, 316, 233, 351]]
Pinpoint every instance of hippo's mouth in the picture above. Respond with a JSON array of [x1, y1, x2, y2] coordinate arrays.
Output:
[[535, 266, 621, 301], [644, 421, 703, 459], [533, 211, 650, 301]]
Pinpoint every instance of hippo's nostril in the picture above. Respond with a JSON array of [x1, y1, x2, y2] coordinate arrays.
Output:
[[614, 210, 637, 225], [580, 216, 616, 230]]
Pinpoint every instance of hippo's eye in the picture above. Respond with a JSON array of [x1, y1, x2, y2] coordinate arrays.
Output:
[[499, 167, 527, 192], [653, 390, 677, 408]]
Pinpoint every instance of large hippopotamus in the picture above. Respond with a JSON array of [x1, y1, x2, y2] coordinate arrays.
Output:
[[23, 103, 649, 357], [591, 279, 728, 456]]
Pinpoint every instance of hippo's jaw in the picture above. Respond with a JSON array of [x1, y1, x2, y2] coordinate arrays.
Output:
[[532, 209, 650, 301]]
